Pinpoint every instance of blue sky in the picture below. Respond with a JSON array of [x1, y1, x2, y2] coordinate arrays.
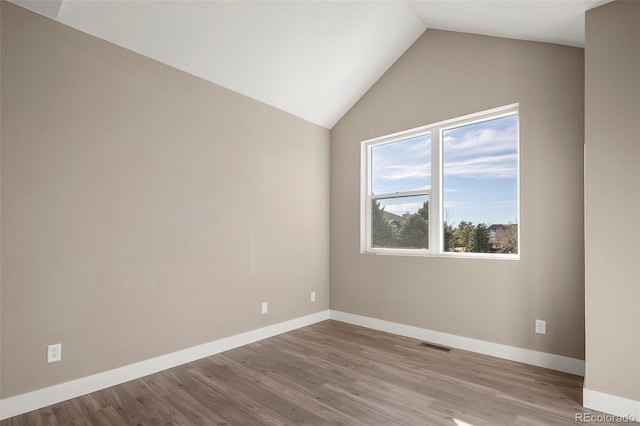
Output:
[[372, 114, 518, 226], [372, 133, 431, 217]]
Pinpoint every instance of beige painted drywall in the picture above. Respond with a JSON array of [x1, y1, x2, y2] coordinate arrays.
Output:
[[331, 29, 585, 359], [0, 0, 3, 393], [584, 1, 640, 402], [0, 2, 329, 397]]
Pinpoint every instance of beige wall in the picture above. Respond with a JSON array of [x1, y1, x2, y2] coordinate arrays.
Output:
[[585, 1, 640, 402], [0, 2, 329, 397], [331, 30, 585, 359], [0, 0, 3, 390], [9, 0, 638, 407]]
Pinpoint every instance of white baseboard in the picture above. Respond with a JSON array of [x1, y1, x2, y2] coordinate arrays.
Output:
[[0, 309, 592, 420], [583, 388, 640, 420], [329, 310, 585, 376], [0, 310, 330, 420]]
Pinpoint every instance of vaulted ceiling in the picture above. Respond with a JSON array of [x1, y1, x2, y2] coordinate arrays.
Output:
[[10, 0, 609, 129]]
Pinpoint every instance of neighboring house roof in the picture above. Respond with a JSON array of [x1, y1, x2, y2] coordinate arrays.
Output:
[[488, 224, 517, 232]]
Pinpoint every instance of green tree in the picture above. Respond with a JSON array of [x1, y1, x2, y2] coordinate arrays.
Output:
[[443, 222, 454, 252], [371, 200, 395, 247], [416, 200, 429, 246], [453, 221, 474, 252], [398, 214, 428, 249], [418, 201, 429, 222], [472, 223, 490, 253]]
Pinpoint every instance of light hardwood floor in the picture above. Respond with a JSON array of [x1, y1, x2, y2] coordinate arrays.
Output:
[[1, 320, 620, 425]]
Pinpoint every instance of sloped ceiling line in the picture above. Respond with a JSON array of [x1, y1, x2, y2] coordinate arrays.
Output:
[[7, 0, 610, 129]]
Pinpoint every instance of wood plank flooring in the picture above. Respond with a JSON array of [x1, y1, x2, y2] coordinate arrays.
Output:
[[1, 320, 621, 425]]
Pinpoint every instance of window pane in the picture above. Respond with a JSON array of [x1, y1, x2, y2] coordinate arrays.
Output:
[[372, 195, 429, 249], [442, 114, 518, 254], [371, 134, 431, 195]]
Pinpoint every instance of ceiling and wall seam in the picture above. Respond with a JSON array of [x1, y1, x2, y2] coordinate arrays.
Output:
[[6, 0, 611, 129]]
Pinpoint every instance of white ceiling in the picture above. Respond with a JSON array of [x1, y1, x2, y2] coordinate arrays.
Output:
[[10, 0, 609, 129]]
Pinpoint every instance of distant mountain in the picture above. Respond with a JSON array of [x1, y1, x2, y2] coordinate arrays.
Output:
[[382, 210, 403, 222]]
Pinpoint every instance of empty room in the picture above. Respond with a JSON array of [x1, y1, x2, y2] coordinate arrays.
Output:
[[1, 0, 638, 424]]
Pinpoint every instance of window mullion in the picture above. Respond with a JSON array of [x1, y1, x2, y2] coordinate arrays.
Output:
[[431, 129, 441, 253], [361, 142, 371, 253]]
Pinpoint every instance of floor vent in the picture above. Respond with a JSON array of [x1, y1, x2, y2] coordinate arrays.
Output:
[[418, 342, 452, 352]]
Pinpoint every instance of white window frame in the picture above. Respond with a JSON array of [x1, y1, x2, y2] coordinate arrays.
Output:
[[361, 103, 520, 259]]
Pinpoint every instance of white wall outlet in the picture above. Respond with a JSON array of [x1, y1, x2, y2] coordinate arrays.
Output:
[[535, 319, 546, 335], [47, 343, 62, 363], [310, 292, 316, 302], [261, 302, 268, 314]]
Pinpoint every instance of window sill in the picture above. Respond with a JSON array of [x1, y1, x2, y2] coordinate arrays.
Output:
[[363, 250, 520, 260]]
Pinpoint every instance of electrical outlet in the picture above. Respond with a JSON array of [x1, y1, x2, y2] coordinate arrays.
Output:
[[47, 343, 62, 363], [310, 292, 316, 302], [535, 319, 546, 335], [261, 302, 268, 314]]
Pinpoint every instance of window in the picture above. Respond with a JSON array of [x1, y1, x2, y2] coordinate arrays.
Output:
[[362, 104, 519, 258]]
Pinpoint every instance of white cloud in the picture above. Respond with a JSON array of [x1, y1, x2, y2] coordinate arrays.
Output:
[[404, 137, 431, 153], [444, 123, 517, 160], [382, 163, 431, 181], [444, 154, 517, 178], [372, 136, 430, 183]]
